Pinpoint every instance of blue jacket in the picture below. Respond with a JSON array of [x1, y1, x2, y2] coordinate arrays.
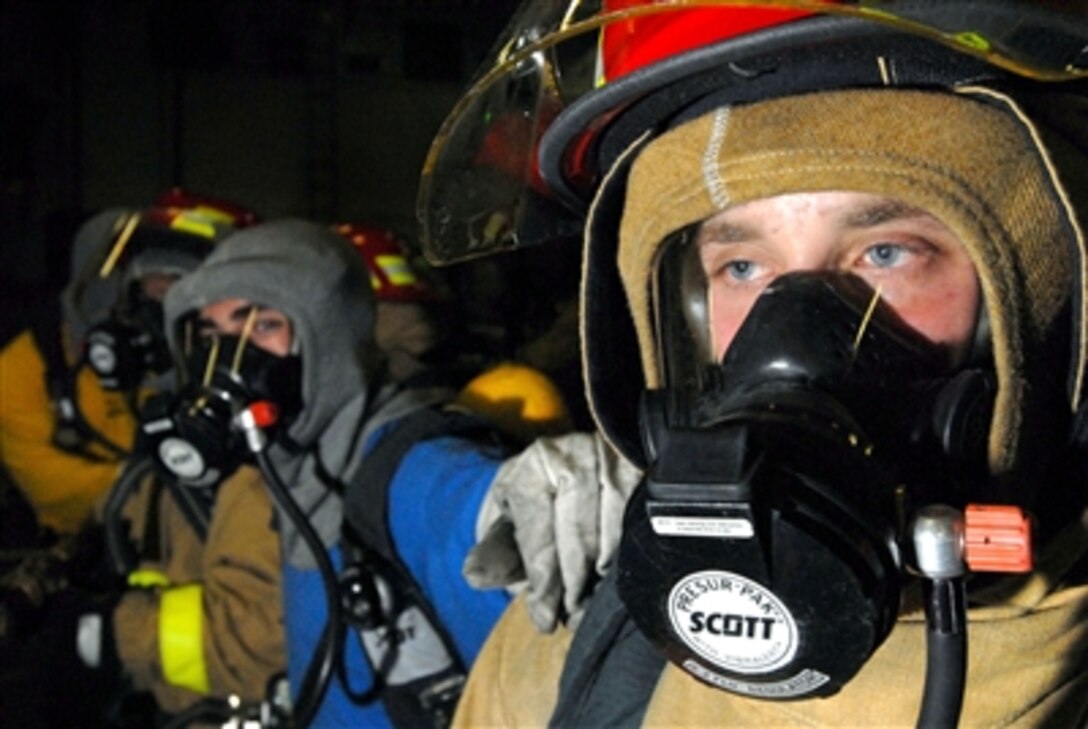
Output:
[[282, 433, 510, 727]]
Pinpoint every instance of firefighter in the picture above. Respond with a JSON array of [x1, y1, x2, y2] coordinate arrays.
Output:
[[416, 2, 1088, 726], [153, 218, 578, 727], [1, 191, 276, 727], [335, 223, 445, 385], [0, 190, 256, 536]]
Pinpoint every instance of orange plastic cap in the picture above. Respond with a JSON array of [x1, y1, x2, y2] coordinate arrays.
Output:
[[964, 504, 1033, 573]]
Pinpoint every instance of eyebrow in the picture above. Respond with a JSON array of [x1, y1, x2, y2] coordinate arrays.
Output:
[[696, 197, 938, 247], [696, 219, 755, 245], [196, 304, 270, 329], [228, 304, 264, 323], [841, 199, 935, 228]]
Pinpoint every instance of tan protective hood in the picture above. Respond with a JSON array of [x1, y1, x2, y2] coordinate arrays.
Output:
[[612, 88, 1086, 478]]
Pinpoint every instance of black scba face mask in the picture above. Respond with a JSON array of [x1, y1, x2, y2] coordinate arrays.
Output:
[[84, 295, 172, 391], [140, 334, 303, 486], [617, 272, 994, 700]]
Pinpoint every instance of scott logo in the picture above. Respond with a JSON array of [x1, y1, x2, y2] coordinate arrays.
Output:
[[689, 612, 776, 639], [158, 437, 205, 480], [669, 570, 798, 673], [166, 448, 195, 467]]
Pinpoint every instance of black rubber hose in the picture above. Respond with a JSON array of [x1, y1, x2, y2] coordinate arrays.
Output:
[[257, 450, 344, 729], [103, 455, 155, 575], [916, 576, 967, 729], [162, 476, 211, 542], [160, 697, 232, 729]]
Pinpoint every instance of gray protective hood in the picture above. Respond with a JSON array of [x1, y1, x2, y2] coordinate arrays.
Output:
[[163, 219, 450, 566], [164, 218, 375, 447], [60, 208, 128, 352]]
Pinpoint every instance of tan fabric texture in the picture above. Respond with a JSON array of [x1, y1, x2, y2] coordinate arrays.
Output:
[[112, 465, 285, 715], [453, 512, 1088, 727], [373, 300, 440, 383], [616, 88, 1082, 477], [452, 593, 574, 729]]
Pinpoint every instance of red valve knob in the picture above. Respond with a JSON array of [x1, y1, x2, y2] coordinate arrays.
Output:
[[964, 504, 1032, 573], [246, 401, 280, 429]]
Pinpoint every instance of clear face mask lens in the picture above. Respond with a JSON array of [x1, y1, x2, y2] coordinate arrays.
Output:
[[653, 225, 717, 392]]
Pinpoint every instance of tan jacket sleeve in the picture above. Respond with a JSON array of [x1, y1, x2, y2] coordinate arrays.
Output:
[[199, 466, 284, 701], [113, 465, 285, 714], [453, 594, 572, 728]]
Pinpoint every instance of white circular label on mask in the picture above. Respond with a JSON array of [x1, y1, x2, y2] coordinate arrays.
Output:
[[668, 570, 798, 674], [159, 437, 206, 480], [87, 342, 117, 375]]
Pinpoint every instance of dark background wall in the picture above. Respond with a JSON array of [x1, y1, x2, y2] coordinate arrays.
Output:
[[0, 0, 519, 328]]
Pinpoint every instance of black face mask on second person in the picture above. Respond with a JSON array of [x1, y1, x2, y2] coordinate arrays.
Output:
[[139, 334, 303, 487], [84, 296, 172, 391], [616, 272, 995, 701]]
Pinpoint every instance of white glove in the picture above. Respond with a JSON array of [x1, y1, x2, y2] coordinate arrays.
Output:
[[76, 613, 104, 668], [464, 432, 642, 633]]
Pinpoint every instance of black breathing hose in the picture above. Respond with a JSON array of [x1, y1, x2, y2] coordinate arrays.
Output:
[[160, 697, 233, 729], [257, 449, 345, 729], [911, 505, 970, 728], [104, 455, 155, 575], [162, 476, 211, 542], [916, 576, 967, 729]]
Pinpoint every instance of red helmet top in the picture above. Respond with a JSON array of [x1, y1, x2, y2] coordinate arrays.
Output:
[[152, 190, 260, 229], [334, 223, 437, 303], [600, 2, 813, 83], [418, 0, 1088, 266]]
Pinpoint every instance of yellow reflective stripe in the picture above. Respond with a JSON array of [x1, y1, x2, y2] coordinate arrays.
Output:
[[170, 214, 217, 240], [159, 584, 210, 694], [375, 254, 418, 286], [127, 569, 171, 588], [190, 205, 235, 224]]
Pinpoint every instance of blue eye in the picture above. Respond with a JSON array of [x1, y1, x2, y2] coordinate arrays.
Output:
[[866, 243, 905, 268], [725, 260, 757, 280], [254, 318, 283, 333]]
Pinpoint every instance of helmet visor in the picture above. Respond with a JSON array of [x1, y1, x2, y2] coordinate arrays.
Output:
[[418, 0, 1088, 265]]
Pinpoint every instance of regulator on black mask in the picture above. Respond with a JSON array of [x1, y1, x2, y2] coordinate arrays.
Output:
[[139, 329, 303, 488], [616, 227, 1015, 707], [83, 288, 172, 391]]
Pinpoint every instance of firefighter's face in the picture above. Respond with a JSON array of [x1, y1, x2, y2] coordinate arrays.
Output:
[[696, 191, 980, 364], [140, 272, 180, 302], [196, 298, 293, 357]]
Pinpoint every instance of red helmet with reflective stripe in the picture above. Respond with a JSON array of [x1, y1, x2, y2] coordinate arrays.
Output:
[[152, 188, 260, 230], [334, 223, 437, 303], [419, 0, 1088, 267], [96, 189, 259, 280]]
